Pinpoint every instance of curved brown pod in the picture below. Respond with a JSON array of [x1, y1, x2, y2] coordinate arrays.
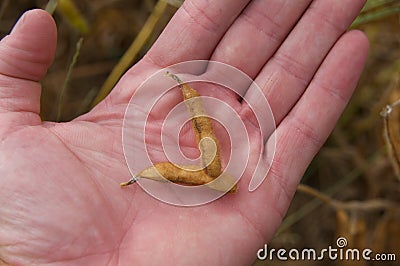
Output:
[[166, 72, 222, 178], [137, 162, 236, 193], [120, 72, 237, 193]]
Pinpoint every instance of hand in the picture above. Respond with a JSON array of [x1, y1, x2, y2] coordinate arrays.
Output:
[[0, 1, 369, 265]]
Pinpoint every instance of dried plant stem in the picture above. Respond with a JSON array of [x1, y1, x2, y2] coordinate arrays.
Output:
[[277, 149, 381, 234], [45, 0, 58, 15], [297, 184, 397, 211], [382, 114, 400, 178], [381, 96, 400, 181], [351, 0, 400, 27], [57, 0, 89, 34], [91, 0, 170, 107], [297, 184, 339, 208], [164, 0, 184, 8], [56, 38, 83, 122]]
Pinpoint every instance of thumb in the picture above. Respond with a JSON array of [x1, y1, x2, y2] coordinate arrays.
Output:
[[0, 9, 56, 127]]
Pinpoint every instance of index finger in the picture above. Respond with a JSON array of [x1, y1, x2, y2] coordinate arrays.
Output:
[[144, 0, 250, 67]]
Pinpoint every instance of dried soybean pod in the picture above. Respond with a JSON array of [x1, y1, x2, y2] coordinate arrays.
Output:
[[136, 162, 236, 193], [139, 162, 213, 184], [119, 72, 238, 194], [166, 72, 222, 179]]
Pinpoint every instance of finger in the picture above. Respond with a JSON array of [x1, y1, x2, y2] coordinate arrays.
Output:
[[143, 0, 250, 68], [0, 9, 56, 126], [234, 30, 369, 241], [243, 0, 366, 125], [0, 9, 56, 81], [268, 30, 369, 193], [210, 0, 312, 79]]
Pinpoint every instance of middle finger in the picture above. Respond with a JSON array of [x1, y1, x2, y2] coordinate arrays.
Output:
[[210, 0, 312, 80]]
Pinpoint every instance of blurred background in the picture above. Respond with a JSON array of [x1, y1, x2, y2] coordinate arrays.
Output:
[[0, 0, 399, 265]]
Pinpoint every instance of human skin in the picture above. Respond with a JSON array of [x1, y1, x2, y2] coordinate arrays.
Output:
[[0, 0, 369, 265]]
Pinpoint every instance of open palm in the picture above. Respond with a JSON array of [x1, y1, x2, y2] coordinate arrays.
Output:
[[0, 1, 369, 265]]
